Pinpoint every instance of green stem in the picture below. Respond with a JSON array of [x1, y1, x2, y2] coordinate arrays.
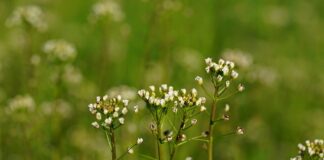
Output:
[[156, 122, 163, 160], [110, 129, 117, 160], [208, 89, 218, 160], [117, 143, 137, 160], [105, 130, 112, 151]]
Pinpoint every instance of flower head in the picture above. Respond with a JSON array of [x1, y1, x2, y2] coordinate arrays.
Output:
[[195, 76, 203, 85], [137, 138, 144, 144], [43, 39, 76, 62], [91, 0, 124, 22], [88, 95, 129, 129], [6, 5, 47, 31], [291, 139, 324, 160]]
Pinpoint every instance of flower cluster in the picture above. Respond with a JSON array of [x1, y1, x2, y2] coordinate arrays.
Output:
[[138, 84, 206, 113], [7, 95, 35, 113], [204, 58, 239, 81], [88, 95, 129, 129], [138, 84, 206, 146], [6, 5, 47, 31], [91, 0, 124, 22], [291, 139, 324, 160], [198, 58, 244, 94], [43, 39, 76, 62]]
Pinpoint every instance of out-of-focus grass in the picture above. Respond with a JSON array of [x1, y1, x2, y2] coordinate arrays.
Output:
[[0, 0, 323, 159]]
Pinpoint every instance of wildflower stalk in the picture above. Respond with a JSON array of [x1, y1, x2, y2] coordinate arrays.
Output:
[[197, 58, 245, 160], [138, 85, 206, 160], [156, 121, 163, 160], [208, 88, 218, 160], [89, 95, 143, 160], [110, 128, 117, 160], [170, 115, 186, 160]]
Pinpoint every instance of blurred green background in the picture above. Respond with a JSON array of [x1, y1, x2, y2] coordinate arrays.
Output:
[[0, 0, 323, 159]]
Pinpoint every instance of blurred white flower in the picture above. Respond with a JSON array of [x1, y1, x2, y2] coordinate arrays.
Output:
[[222, 49, 253, 70], [7, 94, 35, 112], [195, 76, 203, 85], [137, 138, 143, 144], [91, 0, 124, 22], [106, 85, 137, 101], [43, 39, 76, 62], [128, 148, 134, 154], [6, 5, 47, 31], [30, 54, 41, 66], [88, 95, 130, 129]]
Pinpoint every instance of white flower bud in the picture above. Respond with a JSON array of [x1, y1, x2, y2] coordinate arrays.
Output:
[[113, 112, 119, 117], [181, 89, 186, 94], [91, 121, 100, 128], [128, 148, 134, 154], [200, 106, 206, 112], [105, 117, 112, 125], [191, 88, 197, 97], [122, 100, 129, 106], [149, 85, 155, 91], [298, 143, 306, 151], [117, 95, 122, 101], [161, 84, 167, 90], [191, 119, 197, 125], [118, 117, 125, 124], [205, 57, 212, 65], [195, 76, 203, 85], [225, 81, 230, 88], [216, 75, 223, 82], [205, 67, 210, 73], [213, 63, 220, 71], [238, 84, 245, 92], [222, 66, 229, 75], [172, 107, 178, 113], [225, 104, 230, 112], [219, 59, 225, 65], [122, 107, 128, 114], [231, 70, 239, 79], [137, 138, 143, 144], [229, 61, 235, 69], [96, 112, 102, 120], [103, 95, 108, 101], [96, 96, 101, 102], [236, 126, 244, 135]]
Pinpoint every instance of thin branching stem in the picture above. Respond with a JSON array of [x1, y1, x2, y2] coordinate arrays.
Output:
[[105, 130, 112, 151], [208, 86, 218, 160], [110, 128, 117, 160], [117, 143, 137, 160]]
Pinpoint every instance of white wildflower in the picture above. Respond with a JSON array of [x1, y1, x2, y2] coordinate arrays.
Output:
[[200, 106, 206, 112], [137, 138, 143, 144], [118, 117, 125, 124], [238, 84, 245, 92], [195, 76, 203, 85], [122, 107, 128, 114], [105, 117, 113, 125], [91, 121, 100, 128]]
